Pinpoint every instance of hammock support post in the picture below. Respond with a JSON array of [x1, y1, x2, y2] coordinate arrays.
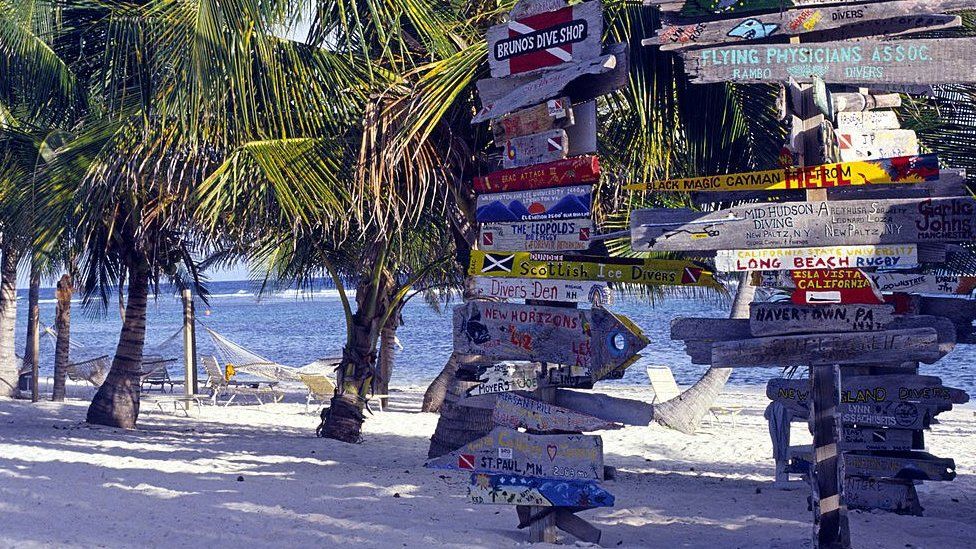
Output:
[[182, 290, 198, 396]]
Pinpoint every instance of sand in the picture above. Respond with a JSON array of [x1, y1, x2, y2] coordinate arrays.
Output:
[[1, 383, 975, 548]]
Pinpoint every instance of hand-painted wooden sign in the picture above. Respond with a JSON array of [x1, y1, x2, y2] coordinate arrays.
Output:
[[425, 426, 604, 480], [472, 277, 611, 305], [492, 391, 622, 432], [840, 400, 930, 430], [681, 38, 976, 85], [749, 303, 894, 337], [715, 245, 919, 273], [502, 129, 570, 169], [469, 250, 720, 288], [468, 473, 614, 508], [790, 269, 883, 305], [476, 185, 591, 223], [474, 155, 600, 193], [466, 363, 540, 397], [844, 451, 956, 481], [711, 328, 941, 368], [632, 197, 976, 252], [493, 97, 574, 141], [677, 0, 883, 18], [480, 219, 593, 253], [624, 153, 940, 192], [842, 428, 915, 452], [837, 129, 919, 162], [871, 273, 976, 295], [453, 301, 648, 374], [836, 111, 900, 131], [845, 477, 922, 515], [487, 0, 603, 78]]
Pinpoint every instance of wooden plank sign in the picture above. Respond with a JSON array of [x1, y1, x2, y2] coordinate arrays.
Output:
[[476, 185, 591, 223], [472, 277, 611, 305], [502, 129, 569, 169], [711, 328, 941, 368], [837, 129, 919, 162], [842, 428, 915, 452], [474, 155, 600, 193], [453, 301, 648, 374], [467, 363, 540, 397], [844, 451, 956, 481], [839, 400, 930, 430], [871, 273, 976, 295], [790, 269, 884, 305], [749, 303, 894, 337], [468, 473, 614, 508], [681, 38, 976, 85], [677, 0, 900, 18], [624, 153, 940, 192], [767, 374, 967, 414], [480, 219, 593, 252], [715, 245, 919, 273], [487, 0, 603, 78], [835, 111, 900, 131], [492, 391, 622, 432], [425, 427, 604, 480], [845, 477, 923, 516], [493, 97, 574, 141]]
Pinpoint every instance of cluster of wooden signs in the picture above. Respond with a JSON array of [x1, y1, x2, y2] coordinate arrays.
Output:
[[637, 2, 976, 547]]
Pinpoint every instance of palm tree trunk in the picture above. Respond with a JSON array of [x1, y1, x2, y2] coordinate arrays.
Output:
[[422, 352, 460, 413], [0, 244, 21, 398], [52, 274, 73, 402], [426, 353, 496, 458], [87, 258, 149, 428], [653, 272, 755, 434], [24, 264, 40, 402], [376, 304, 402, 409]]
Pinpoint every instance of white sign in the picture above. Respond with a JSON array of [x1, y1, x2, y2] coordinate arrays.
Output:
[[715, 245, 919, 272]]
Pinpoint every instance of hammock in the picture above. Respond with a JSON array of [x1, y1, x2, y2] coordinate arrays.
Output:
[[203, 326, 339, 382]]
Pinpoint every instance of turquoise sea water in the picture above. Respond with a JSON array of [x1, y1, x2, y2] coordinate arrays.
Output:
[[16, 280, 976, 393]]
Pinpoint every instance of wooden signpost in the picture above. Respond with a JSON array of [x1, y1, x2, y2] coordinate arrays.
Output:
[[837, 129, 919, 162], [476, 185, 591, 223], [472, 277, 611, 305], [502, 129, 570, 169], [715, 244, 919, 273], [480, 219, 593, 253], [492, 391, 622, 432], [474, 155, 600, 193], [469, 473, 615, 508], [467, 363, 540, 397], [493, 97, 575, 141], [749, 302, 894, 337]]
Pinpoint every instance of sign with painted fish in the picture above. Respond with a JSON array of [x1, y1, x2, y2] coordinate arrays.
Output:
[[492, 97, 574, 141], [677, 0, 880, 18], [472, 277, 612, 305], [469, 250, 720, 288], [502, 129, 569, 169], [425, 427, 604, 480], [837, 129, 919, 162], [476, 185, 591, 223], [487, 0, 603, 78], [480, 219, 593, 252], [844, 451, 956, 481], [453, 301, 648, 375], [624, 154, 940, 192], [474, 155, 600, 193], [715, 244, 919, 273], [681, 38, 976, 85], [492, 391, 622, 432], [749, 302, 894, 337], [468, 473, 614, 508]]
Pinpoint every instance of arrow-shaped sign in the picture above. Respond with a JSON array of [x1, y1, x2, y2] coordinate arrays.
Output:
[[493, 391, 622, 432]]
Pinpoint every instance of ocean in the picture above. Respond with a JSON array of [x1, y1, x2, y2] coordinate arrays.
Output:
[[15, 279, 976, 393]]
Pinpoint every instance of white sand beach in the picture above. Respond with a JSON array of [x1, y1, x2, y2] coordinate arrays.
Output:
[[2, 384, 975, 548]]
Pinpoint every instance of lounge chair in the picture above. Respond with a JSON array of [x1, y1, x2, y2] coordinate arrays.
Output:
[[67, 356, 111, 389], [299, 373, 336, 413], [201, 355, 282, 406], [139, 356, 177, 392], [646, 366, 743, 428]]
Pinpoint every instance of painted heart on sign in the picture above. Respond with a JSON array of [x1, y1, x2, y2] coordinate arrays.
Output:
[[547, 444, 557, 461]]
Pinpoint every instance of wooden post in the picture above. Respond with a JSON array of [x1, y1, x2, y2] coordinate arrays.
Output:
[[181, 289, 197, 400], [811, 364, 850, 548], [528, 359, 558, 543]]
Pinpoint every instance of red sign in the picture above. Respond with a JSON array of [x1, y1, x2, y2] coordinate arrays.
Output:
[[790, 269, 884, 305], [473, 155, 600, 193], [458, 454, 476, 470]]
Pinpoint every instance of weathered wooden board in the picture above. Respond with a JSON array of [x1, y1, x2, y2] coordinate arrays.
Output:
[[841, 428, 915, 452], [624, 153, 940, 192], [872, 273, 976, 295], [632, 197, 976, 252], [918, 296, 976, 341], [844, 451, 956, 481], [681, 38, 976, 85], [675, 0, 918, 18], [837, 129, 918, 162], [825, 170, 968, 200], [835, 111, 900, 131], [469, 250, 720, 288], [492, 391, 622, 432], [711, 328, 941, 368], [467, 363, 540, 397], [845, 477, 923, 516], [840, 400, 930, 430], [480, 219, 594, 252], [749, 302, 894, 337], [671, 317, 752, 341], [756, 269, 976, 298], [555, 389, 654, 426], [468, 473, 615, 508], [425, 427, 604, 480], [501, 129, 570, 169], [476, 185, 591, 223], [493, 97, 574, 141], [715, 245, 919, 273], [487, 0, 603, 78], [565, 100, 597, 157], [453, 301, 648, 375], [830, 91, 901, 115], [474, 155, 600, 193], [652, 2, 975, 51], [472, 277, 611, 305]]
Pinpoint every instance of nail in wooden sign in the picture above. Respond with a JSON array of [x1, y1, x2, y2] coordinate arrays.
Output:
[[476, 185, 591, 223], [749, 302, 894, 337], [468, 473, 614, 508], [487, 0, 603, 78], [502, 129, 569, 169], [844, 451, 956, 482], [467, 363, 540, 397], [711, 328, 941, 368], [845, 477, 922, 516], [681, 38, 976, 85], [424, 426, 604, 480], [492, 97, 574, 141], [715, 244, 919, 273], [837, 129, 919, 162], [469, 250, 720, 287], [481, 219, 593, 252], [474, 155, 600, 193], [472, 277, 611, 305], [624, 153, 940, 192], [492, 391, 622, 432], [835, 111, 900, 131], [871, 273, 976, 295]]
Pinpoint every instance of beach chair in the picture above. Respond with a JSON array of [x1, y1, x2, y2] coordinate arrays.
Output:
[[201, 355, 282, 406], [646, 366, 744, 428], [299, 373, 336, 413], [67, 356, 110, 390], [139, 356, 177, 392]]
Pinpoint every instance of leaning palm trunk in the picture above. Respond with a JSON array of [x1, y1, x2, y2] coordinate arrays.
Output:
[[87, 259, 150, 428], [52, 274, 73, 402], [653, 272, 755, 434], [422, 352, 460, 413], [426, 353, 496, 458], [0, 244, 21, 397]]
